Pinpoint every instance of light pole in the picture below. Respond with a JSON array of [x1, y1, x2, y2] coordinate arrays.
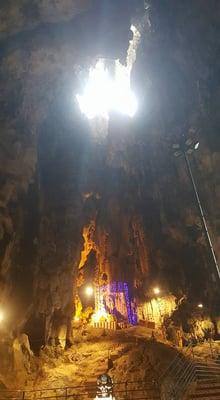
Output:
[[173, 137, 220, 281]]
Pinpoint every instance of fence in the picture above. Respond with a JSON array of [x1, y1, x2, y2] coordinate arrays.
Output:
[[92, 321, 117, 330], [0, 379, 160, 400]]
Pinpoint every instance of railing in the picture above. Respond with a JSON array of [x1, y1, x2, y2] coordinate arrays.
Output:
[[160, 346, 195, 400], [92, 321, 117, 330], [0, 379, 160, 400]]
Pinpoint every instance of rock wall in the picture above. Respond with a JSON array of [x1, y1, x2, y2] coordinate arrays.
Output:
[[0, 0, 138, 346], [0, 0, 219, 354]]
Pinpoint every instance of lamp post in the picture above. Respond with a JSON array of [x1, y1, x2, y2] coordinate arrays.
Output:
[[173, 137, 220, 280]]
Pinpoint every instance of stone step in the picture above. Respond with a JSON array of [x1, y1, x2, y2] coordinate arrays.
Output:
[[189, 383, 220, 399], [196, 362, 220, 366], [196, 379, 220, 385], [196, 367, 220, 373], [194, 386, 220, 394], [196, 366, 220, 372], [188, 374, 220, 400], [197, 377, 220, 380], [196, 384, 220, 390], [196, 369, 220, 374], [190, 393, 220, 399], [197, 380, 220, 387]]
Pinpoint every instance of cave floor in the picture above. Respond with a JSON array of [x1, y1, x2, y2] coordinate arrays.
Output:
[[2, 326, 219, 399], [31, 328, 220, 391], [28, 326, 175, 391]]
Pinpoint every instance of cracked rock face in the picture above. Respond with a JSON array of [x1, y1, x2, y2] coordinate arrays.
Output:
[[0, 0, 92, 39], [0, 0, 219, 350]]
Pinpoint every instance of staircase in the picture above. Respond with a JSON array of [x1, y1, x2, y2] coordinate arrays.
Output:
[[160, 346, 220, 400], [189, 380, 220, 399], [188, 359, 220, 400]]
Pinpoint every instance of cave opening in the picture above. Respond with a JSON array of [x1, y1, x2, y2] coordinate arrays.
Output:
[[24, 315, 46, 355]]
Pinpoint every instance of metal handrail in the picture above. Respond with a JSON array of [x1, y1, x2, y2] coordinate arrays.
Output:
[[0, 379, 161, 400], [160, 344, 194, 381], [0, 379, 157, 394], [174, 363, 196, 398], [159, 351, 186, 380]]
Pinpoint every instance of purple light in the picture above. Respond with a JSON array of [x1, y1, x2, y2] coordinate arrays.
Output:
[[111, 282, 117, 292], [123, 282, 137, 325], [97, 281, 137, 325], [118, 282, 123, 292]]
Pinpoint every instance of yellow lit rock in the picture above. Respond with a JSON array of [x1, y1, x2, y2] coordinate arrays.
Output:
[[79, 221, 96, 269], [74, 294, 82, 320]]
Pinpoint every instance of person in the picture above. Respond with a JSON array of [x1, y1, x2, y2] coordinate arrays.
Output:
[[107, 358, 114, 371], [96, 374, 113, 399]]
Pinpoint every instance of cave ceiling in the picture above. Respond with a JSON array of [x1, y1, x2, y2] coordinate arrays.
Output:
[[0, 0, 220, 332]]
